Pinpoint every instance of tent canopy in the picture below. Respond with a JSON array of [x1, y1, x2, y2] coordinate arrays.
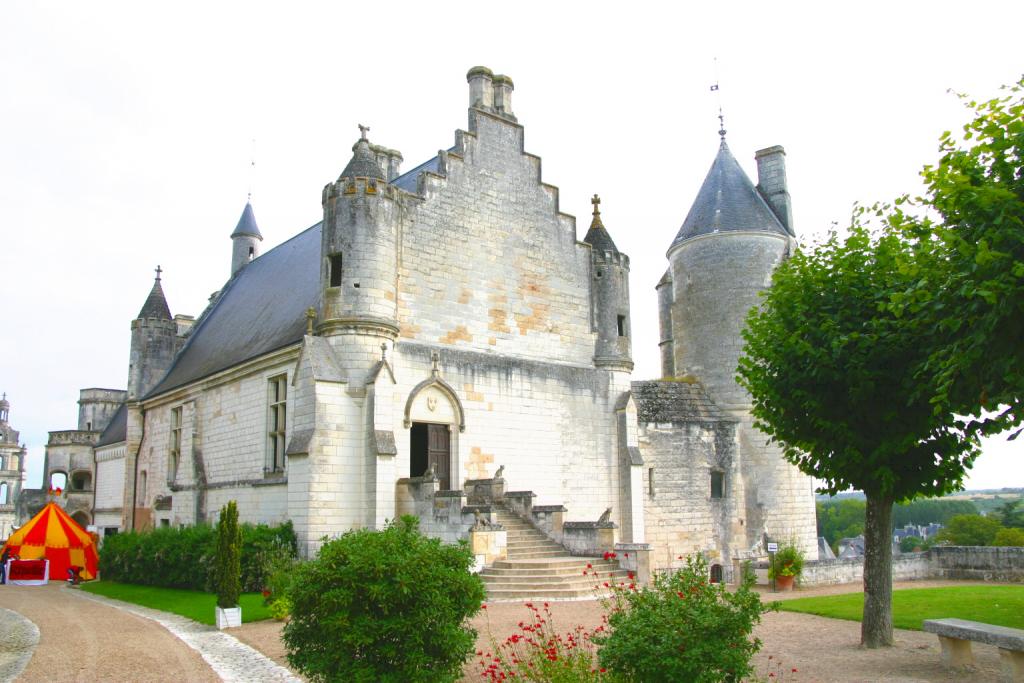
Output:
[[2, 502, 99, 580]]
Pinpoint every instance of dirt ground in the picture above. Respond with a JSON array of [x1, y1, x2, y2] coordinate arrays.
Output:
[[0, 583, 218, 683], [231, 580, 1009, 682]]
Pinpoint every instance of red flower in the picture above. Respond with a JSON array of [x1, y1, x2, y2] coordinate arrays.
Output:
[[481, 604, 487, 609], [261, 589, 271, 598]]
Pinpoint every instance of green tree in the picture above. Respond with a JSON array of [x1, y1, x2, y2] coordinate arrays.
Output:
[[214, 500, 242, 609], [817, 499, 866, 549], [891, 77, 1024, 438], [899, 536, 924, 553], [892, 498, 979, 527], [992, 499, 1024, 528], [992, 527, 1024, 546], [282, 516, 485, 683], [935, 514, 1002, 546], [738, 221, 980, 648]]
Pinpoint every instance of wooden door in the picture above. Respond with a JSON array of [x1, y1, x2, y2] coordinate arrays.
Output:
[[427, 424, 451, 490]]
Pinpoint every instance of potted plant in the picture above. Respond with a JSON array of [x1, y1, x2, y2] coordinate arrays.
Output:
[[767, 541, 804, 591], [214, 500, 242, 629]]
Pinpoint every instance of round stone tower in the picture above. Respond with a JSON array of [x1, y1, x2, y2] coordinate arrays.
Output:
[[664, 138, 817, 558], [318, 127, 402, 378], [128, 268, 179, 401], [584, 194, 633, 372]]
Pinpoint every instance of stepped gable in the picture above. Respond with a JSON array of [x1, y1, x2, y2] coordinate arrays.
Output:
[[145, 223, 323, 398], [671, 140, 788, 248], [630, 380, 733, 423], [95, 403, 126, 447]]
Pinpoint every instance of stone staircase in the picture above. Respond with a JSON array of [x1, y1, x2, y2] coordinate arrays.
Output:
[[479, 505, 630, 601]]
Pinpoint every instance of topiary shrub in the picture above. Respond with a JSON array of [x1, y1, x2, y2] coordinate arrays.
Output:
[[213, 501, 242, 609], [596, 554, 770, 682], [283, 516, 485, 683]]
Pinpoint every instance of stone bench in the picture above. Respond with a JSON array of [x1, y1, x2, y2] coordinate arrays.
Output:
[[923, 618, 1024, 682]]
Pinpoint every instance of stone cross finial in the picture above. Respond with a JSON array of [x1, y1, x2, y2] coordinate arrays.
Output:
[[431, 351, 440, 377], [358, 124, 370, 141], [305, 307, 316, 335], [155, 265, 163, 281], [591, 194, 601, 215]]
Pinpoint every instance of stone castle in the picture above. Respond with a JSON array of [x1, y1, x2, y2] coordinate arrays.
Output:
[[25, 66, 818, 580]]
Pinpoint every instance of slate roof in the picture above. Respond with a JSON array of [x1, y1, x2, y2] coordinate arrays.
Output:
[[138, 276, 173, 320], [671, 140, 788, 248], [95, 403, 127, 447], [630, 380, 733, 423], [145, 223, 322, 398], [230, 202, 262, 239], [583, 206, 619, 254], [340, 138, 386, 180]]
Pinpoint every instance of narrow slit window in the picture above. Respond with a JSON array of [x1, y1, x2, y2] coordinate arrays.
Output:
[[248, 246, 255, 260], [648, 467, 655, 497], [329, 254, 343, 287], [711, 470, 725, 499], [617, 315, 626, 337]]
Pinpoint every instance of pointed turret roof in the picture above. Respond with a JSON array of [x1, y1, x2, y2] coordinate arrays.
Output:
[[583, 194, 619, 254], [671, 140, 788, 249], [230, 201, 262, 239], [339, 126, 385, 180], [137, 267, 172, 320]]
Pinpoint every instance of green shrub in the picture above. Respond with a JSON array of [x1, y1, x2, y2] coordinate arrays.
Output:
[[282, 516, 485, 683], [98, 520, 296, 591], [936, 514, 1002, 546], [596, 554, 770, 683], [214, 501, 242, 608]]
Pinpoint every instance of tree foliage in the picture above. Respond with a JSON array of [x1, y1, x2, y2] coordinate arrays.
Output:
[[892, 498, 979, 528], [890, 77, 1024, 437], [282, 516, 485, 683], [993, 527, 1024, 546], [935, 514, 1003, 546]]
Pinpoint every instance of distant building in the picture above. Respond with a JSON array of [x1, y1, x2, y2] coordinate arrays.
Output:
[[0, 394, 27, 539]]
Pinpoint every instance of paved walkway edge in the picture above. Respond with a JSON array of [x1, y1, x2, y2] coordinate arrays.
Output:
[[70, 589, 300, 682], [0, 606, 40, 683]]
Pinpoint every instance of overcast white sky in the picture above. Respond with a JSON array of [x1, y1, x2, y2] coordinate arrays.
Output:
[[1, 2, 1020, 492]]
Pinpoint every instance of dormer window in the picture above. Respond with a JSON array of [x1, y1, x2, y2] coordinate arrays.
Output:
[[329, 253, 343, 287]]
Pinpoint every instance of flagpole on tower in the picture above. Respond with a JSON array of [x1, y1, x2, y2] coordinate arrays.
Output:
[[711, 57, 726, 140]]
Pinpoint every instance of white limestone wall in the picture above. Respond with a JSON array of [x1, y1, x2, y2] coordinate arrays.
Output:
[[94, 445, 125, 524], [392, 344, 627, 524], [136, 353, 296, 527], [397, 111, 594, 368]]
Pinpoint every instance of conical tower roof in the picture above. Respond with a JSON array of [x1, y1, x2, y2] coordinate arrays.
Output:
[[230, 201, 262, 239], [339, 127, 385, 180], [137, 267, 172, 320], [583, 194, 619, 255], [670, 140, 788, 249]]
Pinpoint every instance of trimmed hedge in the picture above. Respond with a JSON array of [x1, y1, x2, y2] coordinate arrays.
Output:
[[99, 521, 296, 592]]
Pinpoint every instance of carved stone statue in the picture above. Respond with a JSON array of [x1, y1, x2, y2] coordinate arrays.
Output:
[[494, 465, 505, 480], [597, 507, 612, 524], [424, 462, 437, 481]]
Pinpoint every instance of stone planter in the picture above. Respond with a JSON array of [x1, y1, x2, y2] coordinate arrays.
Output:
[[215, 606, 242, 629]]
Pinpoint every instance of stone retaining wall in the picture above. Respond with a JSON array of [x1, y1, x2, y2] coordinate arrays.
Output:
[[790, 546, 1024, 586]]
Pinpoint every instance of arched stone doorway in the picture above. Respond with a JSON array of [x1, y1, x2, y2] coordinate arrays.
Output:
[[404, 370, 464, 491]]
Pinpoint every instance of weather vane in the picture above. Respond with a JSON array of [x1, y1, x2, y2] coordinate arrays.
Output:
[[711, 57, 726, 139]]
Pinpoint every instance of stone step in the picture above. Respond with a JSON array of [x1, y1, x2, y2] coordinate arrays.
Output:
[[482, 565, 623, 578], [480, 572, 630, 586], [485, 587, 613, 601], [511, 550, 568, 559], [506, 540, 561, 550]]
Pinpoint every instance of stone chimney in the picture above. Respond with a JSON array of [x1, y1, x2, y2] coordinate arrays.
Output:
[[492, 74, 515, 121], [467, 66, 494, 110], [755, 146, 793, 235]]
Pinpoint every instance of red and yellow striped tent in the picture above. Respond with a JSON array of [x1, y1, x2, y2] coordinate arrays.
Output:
[[1, 503, 99, 580]]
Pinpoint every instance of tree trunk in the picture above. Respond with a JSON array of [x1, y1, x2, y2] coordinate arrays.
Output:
[[861, 492, 895, 647]]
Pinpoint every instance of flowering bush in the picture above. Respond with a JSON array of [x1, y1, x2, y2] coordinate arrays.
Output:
[[595, 554, 771, 682], [767, 543, 804, 581], [283, 516, 485, 683], [480, 601, 611, 682]]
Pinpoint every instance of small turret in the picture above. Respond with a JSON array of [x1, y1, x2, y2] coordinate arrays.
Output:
[[230, 201, 263, 277], [585, 195, 632, 372], [319, 126, 401, 369], [128, 267, 180, 400]]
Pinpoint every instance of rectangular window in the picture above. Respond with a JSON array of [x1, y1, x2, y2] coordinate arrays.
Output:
[[169, 407, 182, 481], [329, 253, 343, 287], [617, 315, 627, 337], [267, 375, 288, 473], [648, 467, 655, 498], [711, 470, 725, 499]]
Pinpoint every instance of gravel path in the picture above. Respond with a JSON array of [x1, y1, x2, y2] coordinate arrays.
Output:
[[0, 583, 300, 683]]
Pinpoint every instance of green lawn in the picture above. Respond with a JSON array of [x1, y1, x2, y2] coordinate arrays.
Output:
[[778, 586, 1024, 631], [81, 581, 273, 625]]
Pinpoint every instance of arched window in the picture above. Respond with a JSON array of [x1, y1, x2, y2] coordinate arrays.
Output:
[[50, 471, 68, 490], [710, 563, 723, 584]]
